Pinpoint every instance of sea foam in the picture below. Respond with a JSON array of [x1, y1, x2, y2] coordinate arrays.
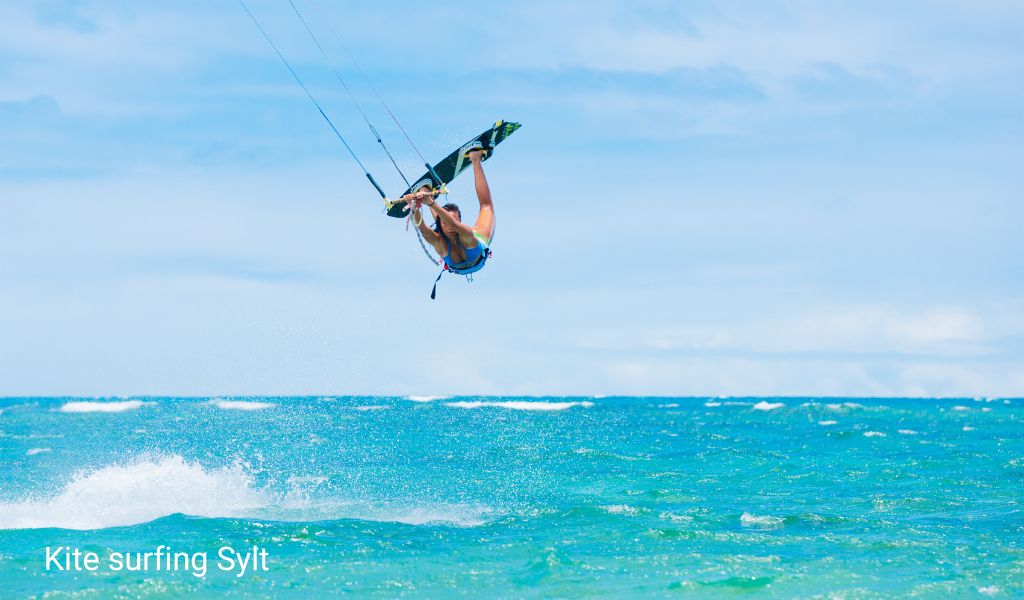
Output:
[[601, 504, 643, 516], [740, 513, 785, 528], [827, 402, 866, 411], [208, 399, 276, 410], [59, 400, 149, 413], [0, 455, 492, 530], [0, 455, 268, 530], [406, 395, 446, 403], [444, 401, 594, 411]]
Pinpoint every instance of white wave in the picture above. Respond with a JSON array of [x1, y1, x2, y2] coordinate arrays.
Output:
[[963, 426, 976, 431], [659, 511, 693, 524], [601, 504, 642, 516], [406, 395, 446, 403], [704, 401, 722, 407], [0, 455, 494, 531], [208, 400, 276, 411], [952, 405, 970, 411], [826, 402, 867, 411], [353, 405, 390, 411], [818, 420, 838, 426], [898, 429, 919, 435], [658, 403, 680, 408], [864, 431, 887, 437], [740, 513, 784, 528], [978, 586, 1000, 596], [26, 448, 52, 456], [444, 401, 594, 411], [752, 401, 784, 411], [59, 400, 149, 413], [0, 455, 269, 530]]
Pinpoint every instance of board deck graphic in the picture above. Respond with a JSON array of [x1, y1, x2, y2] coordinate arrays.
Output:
[[386, 120, 521, 218]]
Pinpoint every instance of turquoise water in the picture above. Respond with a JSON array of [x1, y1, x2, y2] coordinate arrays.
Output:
[[0, 396, 1021, 598]]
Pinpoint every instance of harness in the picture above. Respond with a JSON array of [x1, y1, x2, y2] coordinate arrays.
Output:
[[430, 238, 493, 299]]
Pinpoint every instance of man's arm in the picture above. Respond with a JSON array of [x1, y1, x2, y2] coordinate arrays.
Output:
[[426, 197, 475, 240], [470, 152, 492, 209], [413, 205, 445, 254]]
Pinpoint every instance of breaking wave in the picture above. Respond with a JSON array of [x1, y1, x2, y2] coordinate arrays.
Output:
[[444, 401, 595, 411], [0, 455, 491, 531], [59, 400, 150, 413]]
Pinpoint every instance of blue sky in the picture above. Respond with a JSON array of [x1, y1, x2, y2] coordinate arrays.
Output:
[[1, 0, 1022, 397]]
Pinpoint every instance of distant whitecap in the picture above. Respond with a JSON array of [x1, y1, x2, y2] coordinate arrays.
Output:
[[827, 402, 866, 411], [208, 400, 276, 411], [60, 401, 149, 413], [659, 511, 693, 524], [601, 504, 641, 516], [406, 395, 446, 403], [444, 401, 594, 411], [740, 513, 784, 528]]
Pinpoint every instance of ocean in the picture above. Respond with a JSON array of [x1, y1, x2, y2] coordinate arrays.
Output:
[[0, 396, 1020, 598]]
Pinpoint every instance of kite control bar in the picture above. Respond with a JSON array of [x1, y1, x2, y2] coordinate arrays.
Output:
[[383, 185, 449, 213]]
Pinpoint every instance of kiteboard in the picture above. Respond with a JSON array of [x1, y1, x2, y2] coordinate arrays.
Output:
[[386, 120, 521, 218]]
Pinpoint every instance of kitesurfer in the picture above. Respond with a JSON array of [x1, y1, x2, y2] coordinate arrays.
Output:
[[406, 148, 494, 276]]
